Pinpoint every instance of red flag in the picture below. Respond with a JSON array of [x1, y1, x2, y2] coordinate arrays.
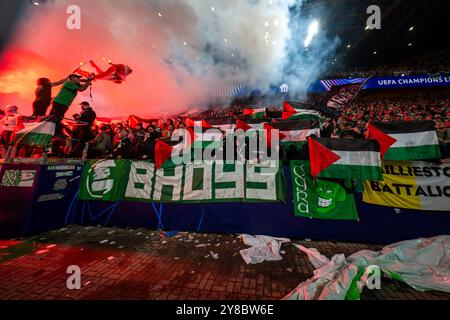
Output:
[[367, 123, 397, 158], [75, 60, 133, 84], [308, 136, 341, 177], [128, 115, 158, 128]]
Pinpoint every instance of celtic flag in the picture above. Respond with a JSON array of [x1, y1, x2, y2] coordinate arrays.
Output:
[[290, 160, 359, 220], [79, 160, 128, 201]]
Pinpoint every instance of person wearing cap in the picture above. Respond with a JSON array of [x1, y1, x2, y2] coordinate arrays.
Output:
[[71, 101, 97, 158], [32, 76, 67, 116], [50, 73, 93, 135]]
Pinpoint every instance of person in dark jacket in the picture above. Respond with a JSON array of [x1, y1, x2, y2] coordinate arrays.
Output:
[[71, 101, 97, 158], [32, 77, 67, 116], [320, 118, 334, 138], [132, 132, 155, 160], [113, 128, 132, 159]]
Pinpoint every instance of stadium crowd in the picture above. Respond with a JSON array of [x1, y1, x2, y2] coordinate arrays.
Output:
[[326, 51, 450, 79], [1, 94, 449, 162], [0, 73, 449, 162]]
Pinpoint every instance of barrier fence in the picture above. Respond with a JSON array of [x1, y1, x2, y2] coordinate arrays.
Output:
[[1, 161, 449, 243]]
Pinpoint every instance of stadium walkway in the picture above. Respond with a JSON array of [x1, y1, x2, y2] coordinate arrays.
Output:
[[0, 226, 448, 300]]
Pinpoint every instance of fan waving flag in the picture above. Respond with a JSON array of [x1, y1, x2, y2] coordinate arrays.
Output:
[[13, 118, 55, 148], [367, 121, 441, 160], [243, 108, 266, 119], [308, 136, 382, 181], [282, 101, 321, 120]]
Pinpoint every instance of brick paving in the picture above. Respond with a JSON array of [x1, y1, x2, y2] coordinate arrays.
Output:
[[0, 225, 448, 300]]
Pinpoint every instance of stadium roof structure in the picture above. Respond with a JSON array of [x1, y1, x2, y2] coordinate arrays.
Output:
[[299, 0, 448, 70]]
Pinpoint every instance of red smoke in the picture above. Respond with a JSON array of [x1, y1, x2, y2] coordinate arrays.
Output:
[[0, 0, 206, 118]]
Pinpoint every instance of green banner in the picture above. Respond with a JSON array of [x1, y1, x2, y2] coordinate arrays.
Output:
[[79, 160, 129, 201], [80, 160, 286, 203], [290, 160, 359, 220]]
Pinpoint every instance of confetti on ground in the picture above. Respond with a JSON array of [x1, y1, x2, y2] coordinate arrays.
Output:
[[210, 251, 219, 260]]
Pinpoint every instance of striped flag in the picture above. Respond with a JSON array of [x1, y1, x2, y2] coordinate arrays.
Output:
[[270, 120, 321, 144], [187, 126, 223, 149], [367, 121, 441, 161], [243, 108, 266, 119], [282, 101, 321, 120], [13, 119, 55, 148], [128, 115, 158, 128], [185, 118, 212, 128], [205, 117, 236, 133], [308, 136, 382, 181], [235, 116, 267, 130]]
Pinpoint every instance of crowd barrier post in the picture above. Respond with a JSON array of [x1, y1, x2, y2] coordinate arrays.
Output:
[[82, 143, 89, 161], [4, 146, 15, 163]]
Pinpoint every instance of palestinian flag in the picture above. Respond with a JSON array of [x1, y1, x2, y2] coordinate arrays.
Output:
[[187, 126, 223, 149], [308, 136, 382, 181], [271, 120, 321, 144], [282, 101, 321, 120], [205, 117, 236, 133], [185, 118, 212, 128], [367, 121, 441, 161], [154, 138, 185, 169], [236, 119, 252, 132], [243, 108, 266, 119], [263, 123, 287, 148], [235, 116, 267, 130], [128, 115, 158, 128], [13, 118, 55, 148]]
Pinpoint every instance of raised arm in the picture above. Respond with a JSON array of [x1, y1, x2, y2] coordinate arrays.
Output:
[[78, 80, 93, 92], [50, 77, 68, 87]]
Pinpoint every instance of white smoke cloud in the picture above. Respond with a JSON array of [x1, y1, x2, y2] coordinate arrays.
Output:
[[0, 0, 339, 116]]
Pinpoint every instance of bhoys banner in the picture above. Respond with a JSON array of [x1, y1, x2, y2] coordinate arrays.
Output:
[[363, 161, 450, 211], [80, 160, 286, 203]]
